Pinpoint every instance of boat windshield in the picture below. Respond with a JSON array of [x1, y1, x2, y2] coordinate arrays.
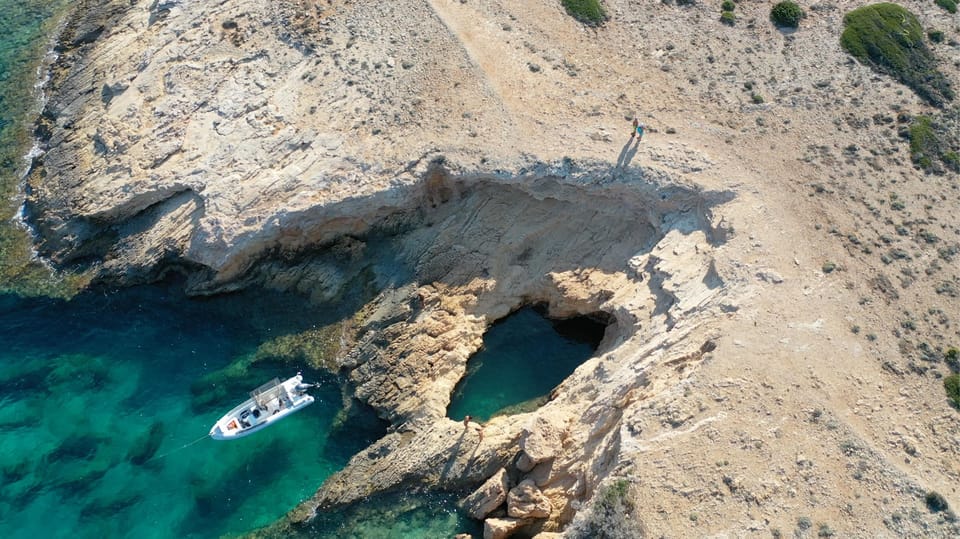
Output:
[[250, 378, 285, 408]]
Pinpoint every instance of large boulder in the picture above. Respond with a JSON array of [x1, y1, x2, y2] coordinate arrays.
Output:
[[507, 479, 553, 519], [484, 517, 525, 539], [519, 412, 567, 465], [516, 451, 536, 473], [463, 468, 511, 519]]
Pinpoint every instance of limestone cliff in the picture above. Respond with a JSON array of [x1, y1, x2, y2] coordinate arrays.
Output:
[[25, 0, 960, 537]]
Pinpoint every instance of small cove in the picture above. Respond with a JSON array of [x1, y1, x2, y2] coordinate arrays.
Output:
[[0, 282, 392, 538], [2, 3, 615, 537], [447, 307, 606, 423]]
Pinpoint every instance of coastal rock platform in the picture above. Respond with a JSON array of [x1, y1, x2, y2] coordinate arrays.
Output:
[[25, 0, 960, 537]]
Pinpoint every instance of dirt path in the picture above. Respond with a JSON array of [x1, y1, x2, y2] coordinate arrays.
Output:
[[424, 0, 524, 136]]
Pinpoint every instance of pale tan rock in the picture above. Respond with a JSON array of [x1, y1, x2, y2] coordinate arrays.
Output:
[[507, 479, 553, 519], [519, 413, 567, 465], [524, 459, 559, 489], [483, 517, 525, 539], [463, 468, 511, 520], [515, 451, 536, 473]]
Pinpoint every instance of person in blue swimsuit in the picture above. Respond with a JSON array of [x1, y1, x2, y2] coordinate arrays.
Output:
[[631, 117, 644, 142]]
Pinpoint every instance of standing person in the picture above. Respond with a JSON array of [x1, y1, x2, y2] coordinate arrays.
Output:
[[463, 415, 472, 428], [631, 117, 644, 142]]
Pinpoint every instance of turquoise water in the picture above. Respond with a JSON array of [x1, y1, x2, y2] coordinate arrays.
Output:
[[0, 2, 480, 536], [0, 0, 71, 292], [0, 292, 602, 539], [0, 1, 67, 134], [0, 4, 605, 538], [300, 491, 483, 538], [447, 308, 604, 422], [0, 282, 389, 538]]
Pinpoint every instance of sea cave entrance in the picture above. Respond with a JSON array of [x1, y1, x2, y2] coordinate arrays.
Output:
[[447, 305, 609, 422]]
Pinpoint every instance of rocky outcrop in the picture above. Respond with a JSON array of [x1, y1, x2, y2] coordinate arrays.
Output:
[[507, 479, 553, 519], [26, 0, 732, 294], [25, 0, 528, 287], [288, 191, 731, 531], [518, 413, 567, 471], [483, 517, 525, 539], [27, 5, 740, 538], [463, 468, 511, 520]]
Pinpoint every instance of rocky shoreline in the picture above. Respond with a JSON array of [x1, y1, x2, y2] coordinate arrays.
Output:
[[23, 0, 960, 537], [26, 2, 734, 536]]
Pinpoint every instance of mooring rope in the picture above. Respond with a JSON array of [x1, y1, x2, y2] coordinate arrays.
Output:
[[145, 433, 210, 463]]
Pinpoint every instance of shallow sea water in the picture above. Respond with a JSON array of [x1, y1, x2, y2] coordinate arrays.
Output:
[[0, 292, 600, 539], [0, 0, 73, 292], [0, 283, 390, 538]]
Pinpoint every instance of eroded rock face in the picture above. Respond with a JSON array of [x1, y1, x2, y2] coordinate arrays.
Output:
[[519, 413, 568, 467], [290, 186, 731, 529], [463, 468, 511, 520], [507, 479, 552, 519], [27, 0, 730, 296]]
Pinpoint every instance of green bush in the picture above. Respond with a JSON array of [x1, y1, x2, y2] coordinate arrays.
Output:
[[928, 30, 945, 43], [840, 3, 954, 107], [946, 374, 960, 409], [722, 0, 736, 10], [942, 151, 959, 172], [907, 115, 960, 171], [926, 490, 950, 511], [909, 116, 937, 169], [771, 1, 804, 27], [720, 10, 736, 25], [935, 0, 957, 14], [562, 0, 608, 25], [946, 347, 959, 371], [566, 479, 646, 539]]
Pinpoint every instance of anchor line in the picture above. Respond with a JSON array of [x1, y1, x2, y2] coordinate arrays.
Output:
[[145, 433, 210, 463]]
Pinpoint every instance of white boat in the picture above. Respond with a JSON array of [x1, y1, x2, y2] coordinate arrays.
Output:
[[209, 374, 315, 440]]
